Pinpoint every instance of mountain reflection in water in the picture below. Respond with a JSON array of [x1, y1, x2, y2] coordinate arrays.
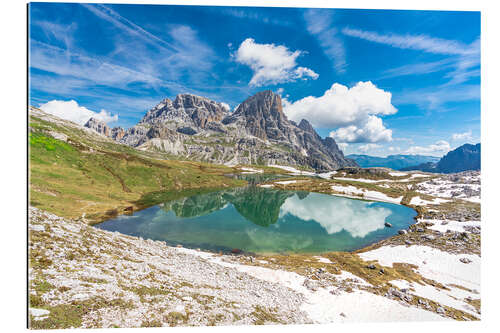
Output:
[[96, 186, 416, 253]]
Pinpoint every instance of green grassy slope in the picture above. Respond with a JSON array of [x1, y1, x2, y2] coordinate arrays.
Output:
[[29, 108, 246, 222]]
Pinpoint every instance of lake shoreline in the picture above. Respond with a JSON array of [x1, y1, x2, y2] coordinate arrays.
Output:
[[29, 170, 481, 328]]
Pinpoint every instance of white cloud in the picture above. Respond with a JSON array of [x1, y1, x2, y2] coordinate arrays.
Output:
[[338, 142, 349, 151], [394, 84, 480, 110], [405, 140, 450, 156], [451, 130, 473, 141], [342, 27, 473, 56], [283, 81, 396, 128], [276, 88, 284, 95], [220, 102, 230, 111], [388, 146, 401, 152], [234, 38, 318, 86], [39, 100, 118, 125], [329, 116, 393, 143], [283, 81, 396, 143], [304, 9, 346, 73], [358, 143, 382, 153]]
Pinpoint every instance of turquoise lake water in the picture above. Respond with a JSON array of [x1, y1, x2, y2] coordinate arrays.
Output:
[[95, 186, 416, 254]]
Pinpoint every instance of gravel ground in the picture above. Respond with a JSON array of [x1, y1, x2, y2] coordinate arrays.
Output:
[[28, 207, 310, 328]]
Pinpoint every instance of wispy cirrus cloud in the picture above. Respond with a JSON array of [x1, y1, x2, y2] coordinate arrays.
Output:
[[80, 3, 178, 52], [343, 27, 480, 86], [342, 27, 474, 55], [304, 9, 346, 73], [216, 7, 292, 26], [30, 4, 243, 112], [381, 58, 454, 79], [30, 40, 163, 88], [394, 84, 480, 110]]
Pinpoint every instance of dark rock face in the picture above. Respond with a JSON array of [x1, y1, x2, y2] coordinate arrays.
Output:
[[177, 127, 197, 135], [111, 91, 357, 171], [110, 127, 125, 141], [228, 90, 290, 141], [401, 143, 480, 174]]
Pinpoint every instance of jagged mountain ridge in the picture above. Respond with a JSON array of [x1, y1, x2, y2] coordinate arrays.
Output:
[[86, 90, 356, 171]]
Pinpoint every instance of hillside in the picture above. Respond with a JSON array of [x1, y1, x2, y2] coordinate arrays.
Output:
[[85, 91, 356, 172], [29, 107, 246, 223], [347, 154, 440, 170], [401, 144, 480, 174]]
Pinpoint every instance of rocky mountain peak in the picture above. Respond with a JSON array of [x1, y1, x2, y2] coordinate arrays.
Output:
[[117, 90, 356, 171], [140, 93, 228, 129], [298, 119, 315, 133], [227, 90, 288, 141]]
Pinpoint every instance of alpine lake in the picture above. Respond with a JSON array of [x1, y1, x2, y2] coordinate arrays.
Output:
[[96, 174, 416, 254]]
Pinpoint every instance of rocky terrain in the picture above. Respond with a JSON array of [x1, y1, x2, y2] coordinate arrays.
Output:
[[28, 207, 310, 328], [29, 166, 481, 328], [84, 117, 125, 141], [84, 91, 356, 172]]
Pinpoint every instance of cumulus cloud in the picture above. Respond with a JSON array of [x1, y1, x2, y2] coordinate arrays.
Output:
[[358, 143, 382, 153], [451, 130, 472, 141], [283, 81, 396, 143], [405, 140, 450, 155], [39, 100, 118, 125], [337, 142, 349, 151], [234, 38, 318, 86], [329, 116, 393, 143]]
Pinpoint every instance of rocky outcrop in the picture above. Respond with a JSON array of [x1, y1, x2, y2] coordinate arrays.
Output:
[[84, 117, 125, 141], [84, 117, 110, 137]]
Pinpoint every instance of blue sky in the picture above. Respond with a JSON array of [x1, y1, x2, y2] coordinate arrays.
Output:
[[28, 3, 480, 157]]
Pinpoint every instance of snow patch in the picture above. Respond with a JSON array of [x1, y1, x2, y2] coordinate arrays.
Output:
[[423, 220, 481, 233], [268, 164, 316, 176], [275, 180, 298, 185], [331, 185, 402, 204], [410, 196, 450, 206], [359, 245, 480, 291]]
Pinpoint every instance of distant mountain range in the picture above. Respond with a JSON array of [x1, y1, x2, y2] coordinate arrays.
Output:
[[84, 90, 356, 171], [346, 154, 440, 170], [401, 143, 480, 173]]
